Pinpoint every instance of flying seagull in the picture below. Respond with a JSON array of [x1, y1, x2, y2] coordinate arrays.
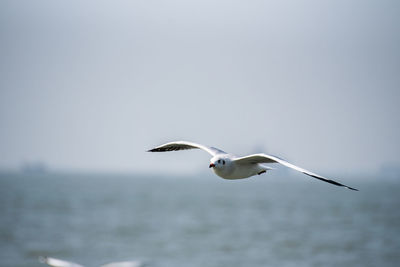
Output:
[[147, 141, 358, 191]]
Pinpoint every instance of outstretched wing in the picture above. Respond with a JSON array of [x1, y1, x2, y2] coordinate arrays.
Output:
[[147, 141, 226, 156], [234, 153, 358, 191], [39, 257, 84, 267]]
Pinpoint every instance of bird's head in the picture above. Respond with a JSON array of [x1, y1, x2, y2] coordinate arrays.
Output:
[[209, 157, 227, 169]]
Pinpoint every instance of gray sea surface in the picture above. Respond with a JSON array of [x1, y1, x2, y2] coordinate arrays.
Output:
[[0, 172, 399, 267]]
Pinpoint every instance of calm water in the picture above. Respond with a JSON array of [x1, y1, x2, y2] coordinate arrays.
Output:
[[0, 172, 399, 267]]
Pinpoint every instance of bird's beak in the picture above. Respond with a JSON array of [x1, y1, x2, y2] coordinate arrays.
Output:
[[209, 163, 215, 168]]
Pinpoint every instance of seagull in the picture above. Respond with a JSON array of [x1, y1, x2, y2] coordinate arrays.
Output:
[[39, 256, 143, 267], [147, 141, 358, 191]]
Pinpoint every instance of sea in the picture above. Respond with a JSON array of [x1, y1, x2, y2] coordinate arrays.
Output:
[[0, 172, 399, 267]]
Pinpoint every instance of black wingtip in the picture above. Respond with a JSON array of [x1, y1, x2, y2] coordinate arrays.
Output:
[[304, 172, 358, 191], [147, 148, 160, 152], [347, 186, 359, 191]]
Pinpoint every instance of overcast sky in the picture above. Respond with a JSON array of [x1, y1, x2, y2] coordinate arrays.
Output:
[[1, 0, 399, 175]]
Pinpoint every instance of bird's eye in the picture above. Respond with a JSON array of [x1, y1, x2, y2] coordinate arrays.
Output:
[[218, 160, 221, 163], [223, 160, 225, 165]]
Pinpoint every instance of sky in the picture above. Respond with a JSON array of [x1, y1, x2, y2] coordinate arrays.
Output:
[[0, 0, 399, 175]]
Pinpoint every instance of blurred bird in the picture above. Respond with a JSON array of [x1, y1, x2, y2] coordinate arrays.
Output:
[[39, 256, 143, 267]]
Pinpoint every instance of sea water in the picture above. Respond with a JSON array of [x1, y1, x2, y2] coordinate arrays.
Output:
[[0, 172, 399, 267]]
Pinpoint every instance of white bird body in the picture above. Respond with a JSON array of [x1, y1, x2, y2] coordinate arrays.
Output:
[[209, 155, 268, 179], [148, 141, 357, 191]]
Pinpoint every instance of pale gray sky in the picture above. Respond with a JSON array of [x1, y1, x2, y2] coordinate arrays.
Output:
[[1, 0, 399, 175]]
